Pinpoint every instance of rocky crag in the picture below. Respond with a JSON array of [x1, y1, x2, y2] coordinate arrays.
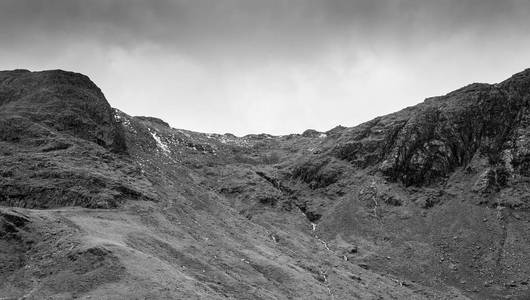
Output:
[[1, 68, 529, 299]]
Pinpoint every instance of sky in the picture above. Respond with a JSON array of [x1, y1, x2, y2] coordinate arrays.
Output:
[[1, 0, 530, 136]]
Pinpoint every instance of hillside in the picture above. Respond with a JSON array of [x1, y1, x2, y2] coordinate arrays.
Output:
[[1, 69, 529, 299]]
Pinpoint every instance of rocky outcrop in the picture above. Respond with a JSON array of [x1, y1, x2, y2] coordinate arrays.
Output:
[[1, 68, 529, 299], [0, 69, 127, 153], [135, 116, 170, 127], [0, 70, 156, 209], [331, 69, 530, 186], [290, 157, 345, 189]]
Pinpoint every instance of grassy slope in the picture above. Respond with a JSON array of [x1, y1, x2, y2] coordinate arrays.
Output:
[[3, 69, 530, 299]]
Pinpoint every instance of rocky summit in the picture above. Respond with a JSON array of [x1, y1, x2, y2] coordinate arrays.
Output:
[[1, 68, 529, 299]]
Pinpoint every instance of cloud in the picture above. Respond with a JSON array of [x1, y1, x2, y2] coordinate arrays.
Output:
[[3, 0, 530, 61], [1, 1, 530, 135]]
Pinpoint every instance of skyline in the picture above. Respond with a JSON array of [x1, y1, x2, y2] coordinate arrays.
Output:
[[2, 0, 530, 135]]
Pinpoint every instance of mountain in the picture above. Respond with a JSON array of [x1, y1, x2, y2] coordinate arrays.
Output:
[[0, 68, 529, 299]]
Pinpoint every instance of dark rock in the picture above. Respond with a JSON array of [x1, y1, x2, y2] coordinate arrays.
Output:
[[472, 166, 511, 193], [301, 129, 321, 138], [135, 116, 170, 127], [326, 69, 530, 187], [0, 210, 30, 237], [0, 70, 127, 153], [382, 194, 402, 206], [258, 195, 278, 207], [348, 246, 358, 254], [1, 210, 30, 227], [0, 70, 163, 209], [316, 274, 327, 282], [349, 274, 362, 281], [291, 158, 343, 189], [358, 263, 370, 270]]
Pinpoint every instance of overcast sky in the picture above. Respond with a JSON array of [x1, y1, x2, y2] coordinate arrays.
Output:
[[1, 0, 530, 135]]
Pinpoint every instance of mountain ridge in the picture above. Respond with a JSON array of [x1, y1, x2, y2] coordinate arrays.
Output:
[[1, 68, 529, 299]]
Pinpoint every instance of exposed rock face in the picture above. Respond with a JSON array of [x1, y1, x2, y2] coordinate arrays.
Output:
[[134, 116, 170, 127], [331, 69, 530, 186], [1, 68, 529, 299], [0, 70, 155, 209], [0, 69, 126, 153]]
